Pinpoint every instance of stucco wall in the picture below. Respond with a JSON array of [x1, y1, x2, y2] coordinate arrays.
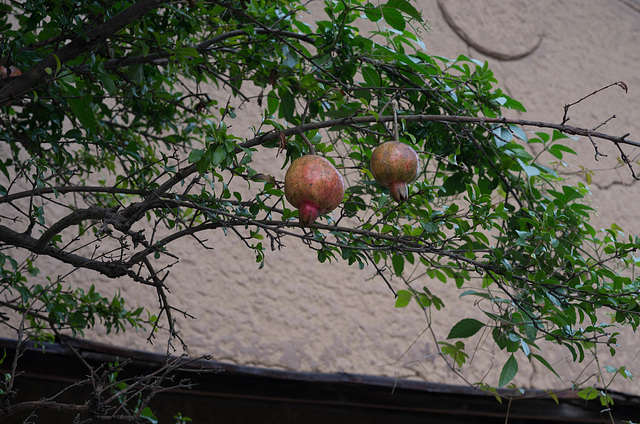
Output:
[[4, 0, 640, 395]]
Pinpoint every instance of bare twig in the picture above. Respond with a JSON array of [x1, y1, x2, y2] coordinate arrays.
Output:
[[561, 81, 628, 125]]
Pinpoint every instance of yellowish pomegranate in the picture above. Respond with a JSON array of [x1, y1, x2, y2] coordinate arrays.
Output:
[[370, 141, 419, 202]]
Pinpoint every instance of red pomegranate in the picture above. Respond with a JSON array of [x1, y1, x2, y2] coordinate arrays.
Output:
[[370, 141, 419, 202], [284, 155, 345, 227]]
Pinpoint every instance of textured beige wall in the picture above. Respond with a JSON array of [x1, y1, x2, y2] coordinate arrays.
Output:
[[6, 0, 640, 395]]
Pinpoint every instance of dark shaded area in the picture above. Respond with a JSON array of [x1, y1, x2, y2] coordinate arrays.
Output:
[[0, 337, 638, 423]]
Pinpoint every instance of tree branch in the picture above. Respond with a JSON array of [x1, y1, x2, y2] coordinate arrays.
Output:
[[61, 27, 316, 76], [241, 114, 640, 150], [0, 185, 151, 205], [0, 400, 89, 420], [0, 224, 133, 279], [33, 206, 122, 252]]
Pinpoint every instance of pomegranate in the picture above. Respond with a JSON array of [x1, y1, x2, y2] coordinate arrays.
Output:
[[0, 65, 22, 78], [284, 155, 345, 227], [370, 141, 419, 202]]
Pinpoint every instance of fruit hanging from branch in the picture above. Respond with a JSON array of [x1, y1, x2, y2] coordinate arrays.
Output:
[[370, 141, 420, 202], [284, 155, 345, 227]]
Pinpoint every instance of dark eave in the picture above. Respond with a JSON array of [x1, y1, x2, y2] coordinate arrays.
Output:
[[0, 337, 638, 423]]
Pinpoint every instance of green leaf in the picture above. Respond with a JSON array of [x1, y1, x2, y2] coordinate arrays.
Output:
[[395, 289, 412, 308], [509, 125, 528, 142], [99, 71, 117, 94], [279, 88, 296, 122], [546, 390, 559, 405], [282, 45, 298, 68], [552, 129, 576, 142], [53, 53, 61, 73], [0, 164, 8, 183], [391, 254, 404, 276], [517, 158, 540, 177], [548, 144, 577, 159], [492, 126, 513, 148], [64, 129, 82, 139], [441, 173, 466, 196], [362, 66, 381, 87], [447, 318, 484, 339], [503, 96, 527, 112], [385, 0, 422, 21], [140, 406, 159, 424], [188, 149, 205, 163], [577, 386, 599, 401], [175, 47, 199, 58], [498, 354, 518, 388], [476, 383, 502, 404], [364, 3, 383, 22], [267, 91, 279, 115], [459, 290, 491, 299], [439, 341, 468, 367], [211, 145, 226, 166], [382, 7, 405, 31], [68, 98, 96, 133]]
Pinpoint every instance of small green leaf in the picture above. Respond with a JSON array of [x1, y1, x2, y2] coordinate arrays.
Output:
[[211, 145, 227, 166], [391, 254, 404, 276], [140, 406, 158, 424], [459, 290, 491, 299], [64, 129, 82, 139], [517, 158, 540, 177], [68, 97, 96, 133], [509, 125, 528, 142], [492, 126, 512, 147], [279, 88, 296, 122], [99, 71, 117, 94], [385, 0, 422, 21], [395, 290, 412, 308], [520, 339, 530, 357], [282, 45, 298, 68], [478, 383, 502, 404], [447, 318, 484, 339], [364, 3, 383, 21], [362, 66, 381, 87], [175, 47, 199, 58], [188, 149, 205, 163], [544, 390, 559, 405], [548, 144, 577, 159], [267, 91, 279, 115], [439, 341, 468, 367], [53, 53, 61, 73], [498, 354, 518, 388], [503, 96, 527, 112], [382, 7, 405, 31], [577, 386, 599, 401]]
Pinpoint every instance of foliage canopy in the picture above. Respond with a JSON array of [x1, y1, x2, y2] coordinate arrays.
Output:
[[1, 0, 639, 421]]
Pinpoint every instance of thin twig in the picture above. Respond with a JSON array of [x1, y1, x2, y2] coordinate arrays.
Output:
[[561, 81, 628, 125]]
